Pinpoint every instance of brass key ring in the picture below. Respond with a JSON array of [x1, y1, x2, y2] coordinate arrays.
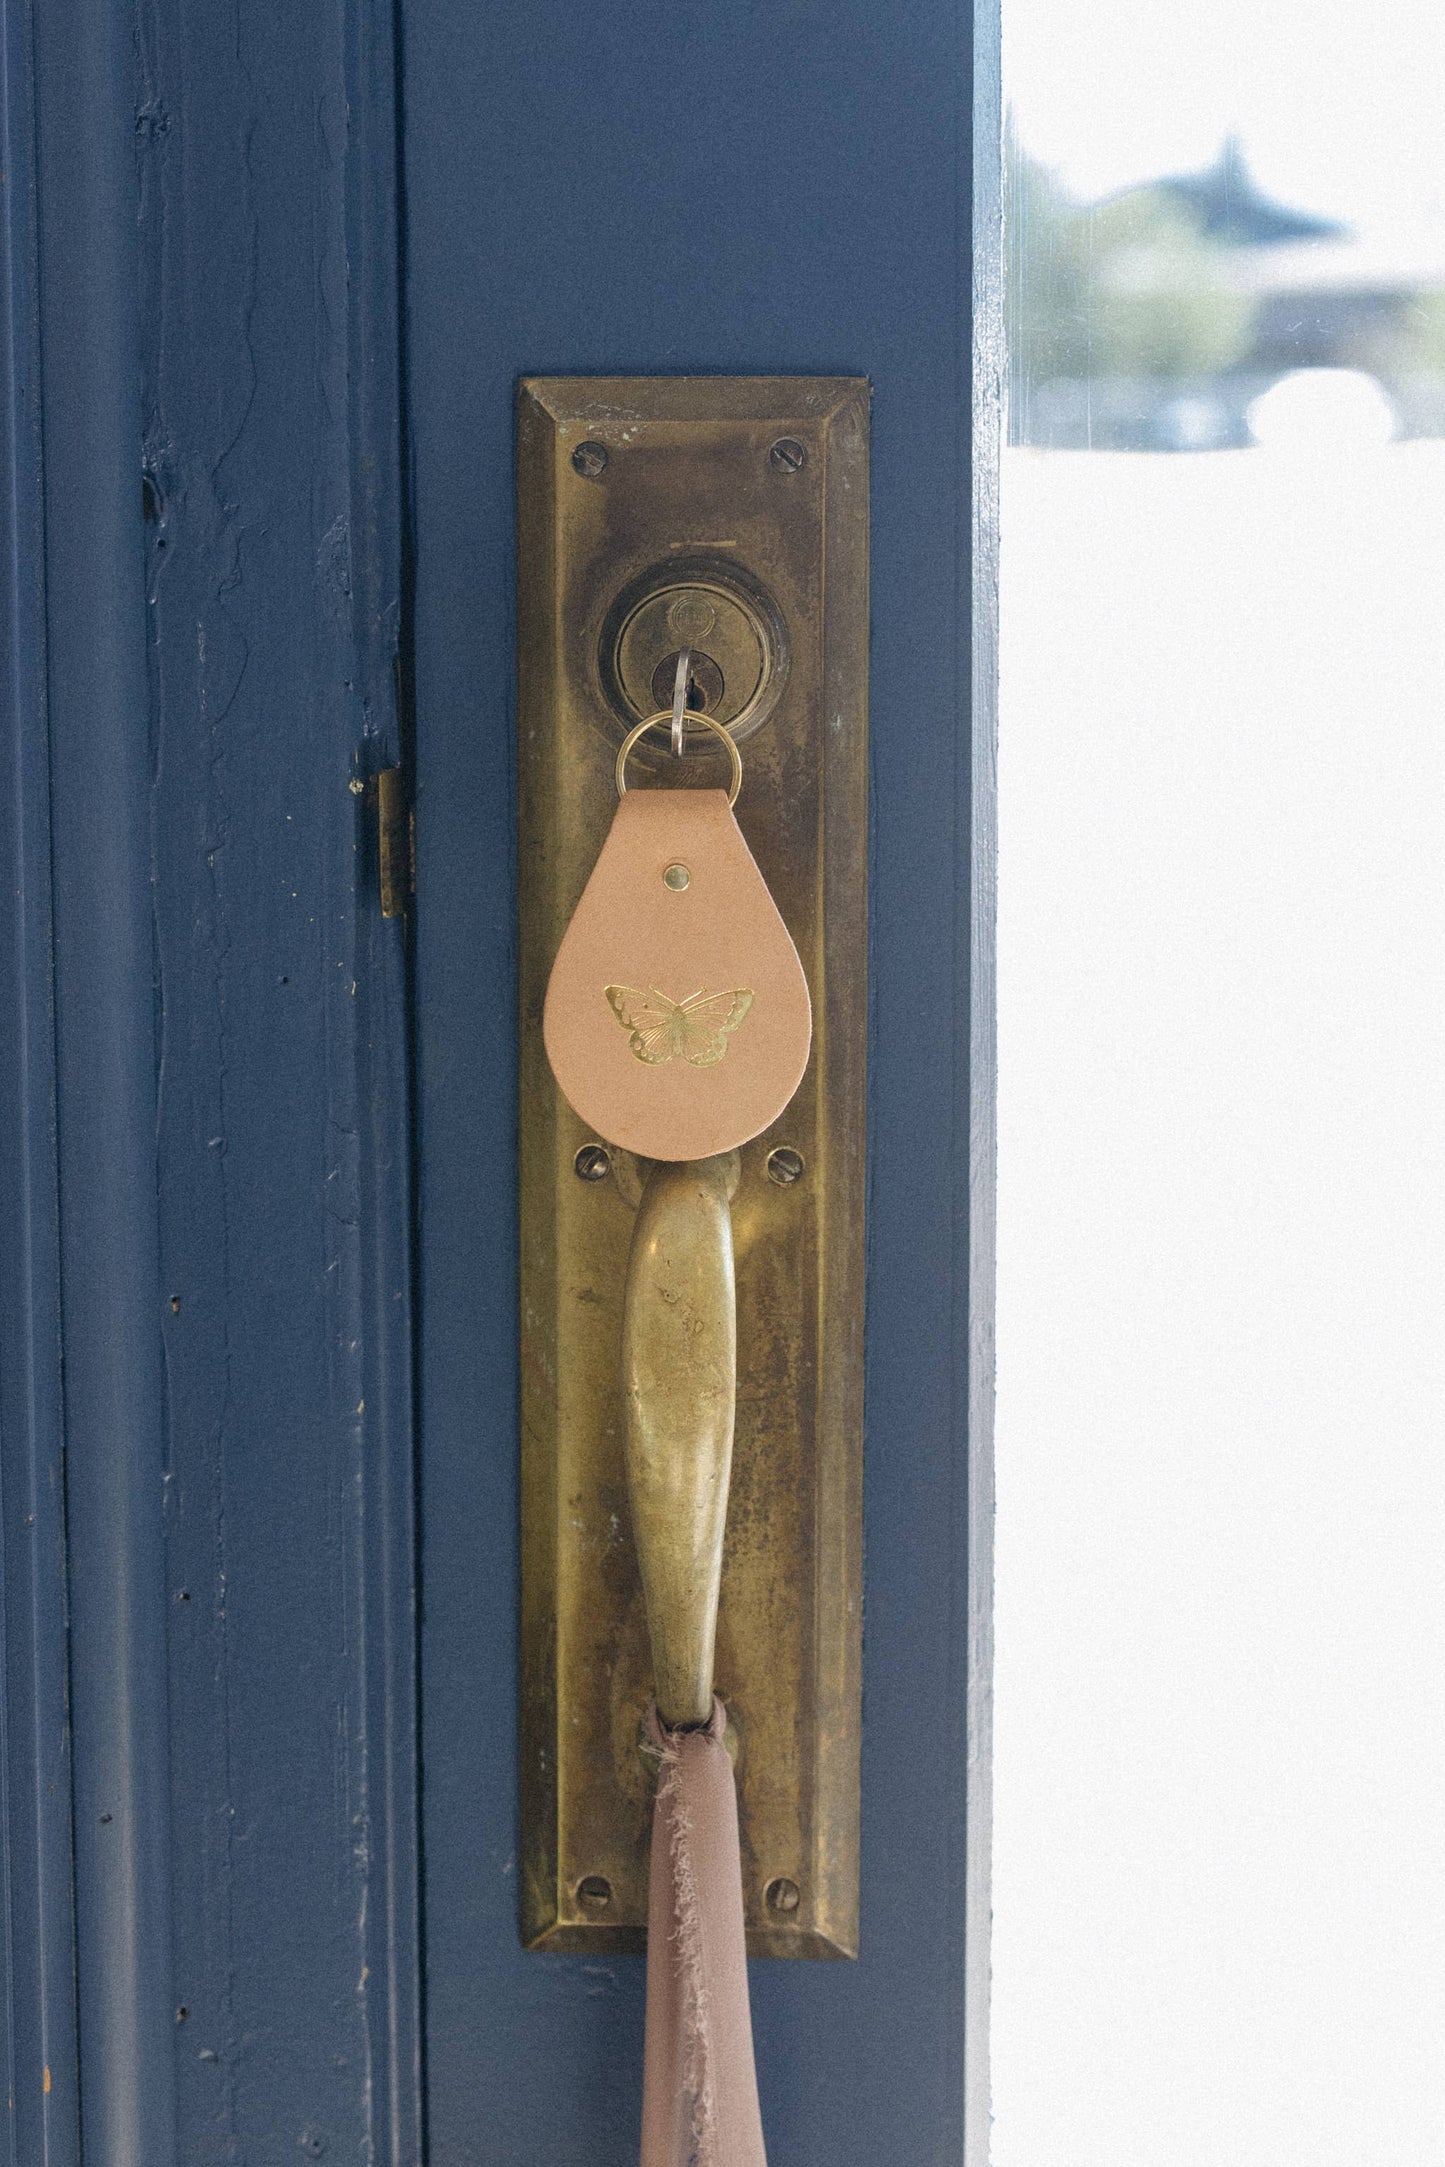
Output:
[[615, 708, 743, 806]]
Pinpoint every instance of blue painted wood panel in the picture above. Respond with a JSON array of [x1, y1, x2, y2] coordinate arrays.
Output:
[[401, 2, 993, 2160], [7, 0, 422, 2159], [7, 0, 994, 2154]]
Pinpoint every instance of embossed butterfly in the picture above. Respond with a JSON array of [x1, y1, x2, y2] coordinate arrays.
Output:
[[604, 984, 754, 1068]]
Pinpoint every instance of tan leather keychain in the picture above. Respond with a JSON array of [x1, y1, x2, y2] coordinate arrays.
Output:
[[544, 709, 811, 1160]]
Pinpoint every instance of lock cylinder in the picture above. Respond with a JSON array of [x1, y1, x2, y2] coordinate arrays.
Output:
[[598, 557, 789, 745]]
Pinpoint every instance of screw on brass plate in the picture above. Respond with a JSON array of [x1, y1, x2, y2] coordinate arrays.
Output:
[[574, 1143, 612, 1182], [769, 437, 807, 473], [765, 1877, 801, 1914], [663, 863, 691, 891], [577, 1875, 613, 1912], [766, 1146, 805, 1187], [572, 440, 608, 478]]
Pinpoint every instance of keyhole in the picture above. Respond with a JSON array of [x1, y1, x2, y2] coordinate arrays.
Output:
[[650, 650, 726, 717]]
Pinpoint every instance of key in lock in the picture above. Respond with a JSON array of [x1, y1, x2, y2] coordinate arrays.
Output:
[[601, 565, 789, 743]]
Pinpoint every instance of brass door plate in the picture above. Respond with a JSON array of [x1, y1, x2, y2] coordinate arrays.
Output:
[[516, 376, 868, 1958]]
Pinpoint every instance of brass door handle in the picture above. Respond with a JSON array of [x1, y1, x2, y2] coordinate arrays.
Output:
[[621, 1153, 740, 1729]]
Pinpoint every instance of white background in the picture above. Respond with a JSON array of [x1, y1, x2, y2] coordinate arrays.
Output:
[[994, 435, 1445, 2162]]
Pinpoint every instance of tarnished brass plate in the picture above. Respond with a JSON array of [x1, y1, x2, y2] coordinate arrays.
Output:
[[517, 377, 867, 1957]]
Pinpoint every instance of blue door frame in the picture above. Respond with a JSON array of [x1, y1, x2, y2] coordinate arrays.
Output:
[[0, 1, 998, 2160]]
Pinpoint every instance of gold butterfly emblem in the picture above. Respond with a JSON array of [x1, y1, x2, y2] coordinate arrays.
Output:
[[605, 984, 754, 1068]]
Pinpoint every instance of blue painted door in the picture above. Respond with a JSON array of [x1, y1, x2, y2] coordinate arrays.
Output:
[[1, 2, 992, 2162]]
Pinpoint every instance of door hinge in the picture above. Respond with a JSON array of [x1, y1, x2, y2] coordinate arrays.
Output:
[[374, 767, 414, 918]]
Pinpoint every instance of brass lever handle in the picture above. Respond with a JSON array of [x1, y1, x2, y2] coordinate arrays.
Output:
[[622, 1152, 740, 1729]]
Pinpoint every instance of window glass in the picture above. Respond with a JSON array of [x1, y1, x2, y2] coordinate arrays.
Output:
[[995, 8, 1445, 2161]]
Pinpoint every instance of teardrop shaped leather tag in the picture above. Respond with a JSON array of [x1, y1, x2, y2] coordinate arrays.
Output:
[[543, 788, 811, 1160]]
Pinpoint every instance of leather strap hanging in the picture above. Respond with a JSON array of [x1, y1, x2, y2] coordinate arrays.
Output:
[[641, 1702, 767, 2167]]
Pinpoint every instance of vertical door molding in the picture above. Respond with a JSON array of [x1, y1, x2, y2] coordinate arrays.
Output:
[[9, 0, 422, 2160], [134, 0, 421, 2154], [0, 3, 81, 2161], [29, 0, 177, 2158], [967, 2, 1004, 2160]]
